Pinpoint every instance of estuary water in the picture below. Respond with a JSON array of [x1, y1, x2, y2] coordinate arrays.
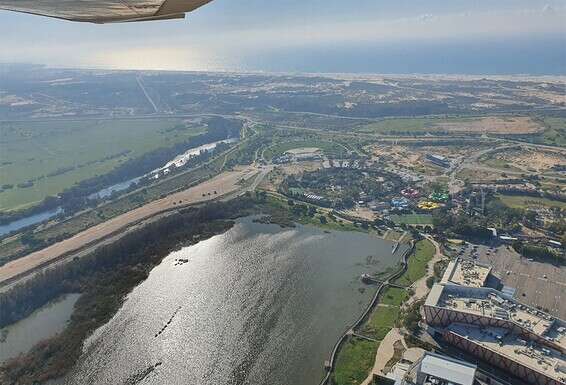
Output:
[[0, 207, 63, 237], [0, 294, 80, 363], [60, 218, 408, 385]]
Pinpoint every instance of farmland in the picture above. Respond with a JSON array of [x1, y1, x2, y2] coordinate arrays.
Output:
[[356, 116, 541, 135], [0, 118, 206, 211]]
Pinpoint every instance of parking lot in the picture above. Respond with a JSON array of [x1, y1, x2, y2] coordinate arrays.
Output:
[[447, 242, 566, 320]]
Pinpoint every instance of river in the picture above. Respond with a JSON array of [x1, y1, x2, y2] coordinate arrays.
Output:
[[0, 207, 63, 237], [0, 139, 239, 235], [88, 138, 238, 200], [57, 217, 408, 385], [0, 294, 80, 364]]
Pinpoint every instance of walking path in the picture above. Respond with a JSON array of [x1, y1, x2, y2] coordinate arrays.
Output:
[[360, 236, 445, 384]]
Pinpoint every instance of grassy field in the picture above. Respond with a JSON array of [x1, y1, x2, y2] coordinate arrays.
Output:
[[356, 117, 436, 134], [356, 116, 540, 136], [380, 287, 409, 306], [541, 117, 566, 147], [333, 337, 379, 385], [361, 305, 401, 341], [389, 214, 433, 226], [497, 194, 566, 210], [394, 239, 435, 286], [263, 139, 348, 160], [0, 118, 205, 211], [356, 116, 484, 135]]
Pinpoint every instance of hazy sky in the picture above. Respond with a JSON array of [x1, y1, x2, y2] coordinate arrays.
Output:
[[1, 0, 565, 74]]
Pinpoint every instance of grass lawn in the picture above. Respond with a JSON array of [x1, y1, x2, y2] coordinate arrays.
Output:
[[333, 337, 379, 385], [0, 118, 206, 211], [263, 139, 348, 160], [394, 239, 435, 286], [497, 194, 566, 210], [361, 305, 400, 340], [390, 214, 433, 226], [380, 287, 409, 306]]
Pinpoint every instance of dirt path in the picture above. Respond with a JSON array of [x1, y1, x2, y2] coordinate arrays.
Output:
[[361, 328, 406, 385], [407, 236, 444, 305], [0, 167, 259, 286]]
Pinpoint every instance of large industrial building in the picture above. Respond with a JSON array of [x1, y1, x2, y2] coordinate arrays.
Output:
[[424, 283, 566, 385]]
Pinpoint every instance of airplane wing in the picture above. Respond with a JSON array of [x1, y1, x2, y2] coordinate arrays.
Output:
[[0, 0, 213, 23]]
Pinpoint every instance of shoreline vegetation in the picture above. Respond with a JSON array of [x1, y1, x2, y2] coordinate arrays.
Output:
[[0, 193, 383, 385], [331, 239, 435, 385]]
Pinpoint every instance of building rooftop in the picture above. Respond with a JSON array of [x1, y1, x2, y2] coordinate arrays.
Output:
[[441, 259, 492, 288], [427, 284, 566, 353], [419, 352, 477, 385], [447, 323, 566, 384]]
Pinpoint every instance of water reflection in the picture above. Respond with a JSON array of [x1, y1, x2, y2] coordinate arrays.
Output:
[[61, 218, 407, 385], [0, 294, 80, 363]]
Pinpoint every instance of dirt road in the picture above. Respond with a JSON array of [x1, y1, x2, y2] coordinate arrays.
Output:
[[0, 167, 260, 286]]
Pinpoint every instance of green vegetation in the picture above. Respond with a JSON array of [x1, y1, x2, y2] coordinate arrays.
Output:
[[394, 239, 435, 286], [356, 117, 478, 135], [390, 214, 433, 226], [282, 168, 401, 210], [362, 305, 401, 340], [332, 337, 379, 385], [540, 117, 566, 147], [380, 287, 409, 306], [497, 194, 566, 210], [257, 194, 364, 233], [0, 118, 206, 211], [512, 241, 564, 265], [263, 139, 348, 160]]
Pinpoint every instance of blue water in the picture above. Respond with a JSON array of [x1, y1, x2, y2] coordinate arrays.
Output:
[[0, 207, 62, 237], [238, 36, 566, 75], [88, 139, 238, 201], [88, 177, 142, 200]]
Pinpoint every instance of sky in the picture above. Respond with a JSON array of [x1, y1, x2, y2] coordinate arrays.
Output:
[[1, 0, 565, 74]]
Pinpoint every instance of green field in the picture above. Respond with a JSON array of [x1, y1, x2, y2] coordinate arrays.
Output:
[[380, 287, 409, 306], [541, 117, 566, 147], [333, 337, 379, 385], [0, 119, 206, 211], [262, 139, 348, 160], [390, 214, 433, 226], [394, 239, 435, 286], [497, 194, 566, 210], [355, 117, 478, 135]]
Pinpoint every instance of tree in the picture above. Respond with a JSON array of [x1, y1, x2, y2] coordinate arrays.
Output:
[[319, 215, 328, 224]]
